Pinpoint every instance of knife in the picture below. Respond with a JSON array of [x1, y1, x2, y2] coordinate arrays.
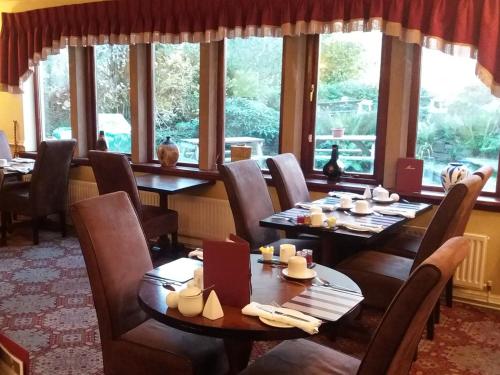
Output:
[[257, 305, 311, 323]]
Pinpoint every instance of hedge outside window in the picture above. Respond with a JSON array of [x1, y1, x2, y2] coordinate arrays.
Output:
[[94, 45, 131, 154], [153, 43, 200, 164]]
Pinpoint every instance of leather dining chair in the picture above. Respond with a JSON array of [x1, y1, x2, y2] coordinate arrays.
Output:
[[218, 159, 319, 253], [241, 236, 470, 375], [89, 150, 178, 251], [0, 139, 76, 245], [71, 191, 227, 375]]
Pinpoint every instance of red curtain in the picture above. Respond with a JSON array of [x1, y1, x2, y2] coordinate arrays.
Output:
[[1, 0, 499, 96]]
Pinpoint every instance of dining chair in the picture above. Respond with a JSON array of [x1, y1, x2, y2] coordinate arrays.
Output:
[[89, 150, 178, 251], [0, 139, 76, 245], [218, 159, 319, 253], [241, 236, 470, 375], [71, 191, 227, 375], [377, 166, 492, 306]]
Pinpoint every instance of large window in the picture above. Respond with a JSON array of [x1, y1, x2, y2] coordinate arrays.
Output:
[[154, 43, 200, 164], [94, 45, 131, 154], [415, 49, 500, 192], [225, 37, 283, 167], [312, 32, 383, 176], [38, 49, 71, 140]]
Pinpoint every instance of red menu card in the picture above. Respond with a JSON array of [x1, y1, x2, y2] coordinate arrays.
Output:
[[395, 158, 423, 193], [203, 235, 251, 308]]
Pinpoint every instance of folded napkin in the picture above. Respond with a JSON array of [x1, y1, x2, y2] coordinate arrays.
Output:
[[242, 302, 322, 334], [11, 157, 34, 163], [5, 166, 30, 174], [336, 221, 384, 233], [295, 202, 337, 212], [188, 248, 204, 260], [328, 191, 365, 200], [372, 206, 416, 218]]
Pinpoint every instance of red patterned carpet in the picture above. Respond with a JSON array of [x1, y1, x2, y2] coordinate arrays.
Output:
[[1, 230, 500, 374]]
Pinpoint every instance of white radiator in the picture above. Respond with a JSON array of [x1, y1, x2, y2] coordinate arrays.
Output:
[[403, 226, 489, 290], [68, 180, 235, 242]]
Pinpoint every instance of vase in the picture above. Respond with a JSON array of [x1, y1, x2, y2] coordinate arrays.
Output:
[[157, 136, 179, 168], [440, 162, 470, 192], [322, 144, 344, 181]]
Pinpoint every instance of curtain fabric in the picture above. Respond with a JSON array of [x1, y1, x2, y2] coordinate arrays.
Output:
[[1, 0, 499, 96]]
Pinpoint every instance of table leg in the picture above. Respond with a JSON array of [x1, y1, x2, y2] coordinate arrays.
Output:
[[223, 338, 253, 374], [159, 193, 169, 210], [320, 236, 336, 266]]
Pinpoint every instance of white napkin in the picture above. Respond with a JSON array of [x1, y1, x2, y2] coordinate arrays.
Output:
[[11, 157, 34, 163], [295, 202, 337, 212], [336, 221, 384, 233], [242, 302, 322, 335], [328, 191, 365, 200], [372, 206, 416, 218], [5, 166, 30, 174], [188, 248, 204, 260]]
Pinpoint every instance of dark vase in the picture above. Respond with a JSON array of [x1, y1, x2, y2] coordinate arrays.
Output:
[[96, 131, 108, 151], [322, 144, 344, 181]]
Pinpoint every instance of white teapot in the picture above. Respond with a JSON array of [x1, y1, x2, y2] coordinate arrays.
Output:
[[372, 185, 389, 200]]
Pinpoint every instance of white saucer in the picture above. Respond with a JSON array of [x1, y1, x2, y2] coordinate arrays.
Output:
[[282, 268, 317, 280], [372, 197, 395, 203], [349, 208, 374, 215], [338, 204, 354, 210]]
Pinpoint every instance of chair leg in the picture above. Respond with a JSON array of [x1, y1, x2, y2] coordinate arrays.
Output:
[[171, 232, 178, 250], [59, 211, 67, 237], [434, 301, 441, 324], [32, 217, 40, 245], [445, 278, 453, 307], [1, 211, 9, 245], [426, 314, 434, 340]]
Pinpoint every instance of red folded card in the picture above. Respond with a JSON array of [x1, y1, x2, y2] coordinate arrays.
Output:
[[395, 158, 423, 193], [203, 235, 251, 308]]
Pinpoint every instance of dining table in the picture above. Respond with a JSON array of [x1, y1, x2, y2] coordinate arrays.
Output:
[[260, 193, 432, 265], [138, 254, 362, 374]]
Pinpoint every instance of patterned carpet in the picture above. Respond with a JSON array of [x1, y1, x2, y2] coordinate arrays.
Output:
[[1, 230, 500, 374]]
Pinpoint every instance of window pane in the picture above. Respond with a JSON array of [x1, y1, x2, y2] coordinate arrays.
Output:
[[39, 49, 71, 140], [225, 37, 283, 168], [95, 45, 131, 153], [314, 32, 382, 175], [154, 43, 200, 164], [417, 49, 500, 192]]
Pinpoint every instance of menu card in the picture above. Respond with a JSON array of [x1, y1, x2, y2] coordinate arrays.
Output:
[[395, 158, 423, 193], [203, 235, 251, 308]]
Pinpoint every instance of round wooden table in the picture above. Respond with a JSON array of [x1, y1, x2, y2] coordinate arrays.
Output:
[[138, 255, 362, 373]]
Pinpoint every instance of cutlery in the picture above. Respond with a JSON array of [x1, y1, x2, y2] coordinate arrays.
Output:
[[313, 277, 362, 295], [276, 275, 306, 287], [257, 305, 311, 323], [143, 274, 184, 286], [142, 278, 176, 291]]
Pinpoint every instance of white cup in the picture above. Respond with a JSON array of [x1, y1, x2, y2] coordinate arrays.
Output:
[[287, 256, 308, 278], [354, 200, 370, 213], [0, 159, 7, 167], [310, 212, 324, 227], [279, 244, 296, 263], [339, 196, 352, 208], [309, 205, 322, 215]]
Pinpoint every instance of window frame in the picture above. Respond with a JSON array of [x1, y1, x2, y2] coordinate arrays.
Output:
[[406, 45, 500, 198], [300, 33, 392, 185]]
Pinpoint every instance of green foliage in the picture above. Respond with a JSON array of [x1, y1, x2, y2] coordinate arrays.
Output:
[[319, 40, 364, 84]]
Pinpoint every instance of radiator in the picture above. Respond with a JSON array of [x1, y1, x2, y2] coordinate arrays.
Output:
[[403, 226, 489, 290], [68, 180, 235, 242]]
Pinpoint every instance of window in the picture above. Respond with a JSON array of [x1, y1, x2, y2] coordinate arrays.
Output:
[[225, 37, 283, 167], [153, 43, 200, 164], [311, 32, 383, 177], [415, 49, 500, 193], [38, 49, 71, 140], [94, 45, 131, 154]]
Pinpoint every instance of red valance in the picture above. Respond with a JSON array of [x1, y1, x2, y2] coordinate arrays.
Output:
[[1, 0, 499, 97]]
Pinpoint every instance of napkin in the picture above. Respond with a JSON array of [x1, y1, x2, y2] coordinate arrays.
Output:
[[188, 248, 204, 260], [242, 302, 322, 334], [5, 166, 30, 174], [372, 206, 416, 218], [295, 202, 337, 212], [328, 191, 365, 200], [336, 221, 383, 233]]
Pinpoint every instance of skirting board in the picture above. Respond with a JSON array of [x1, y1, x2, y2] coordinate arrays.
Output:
[[454, 288, 500, 311]]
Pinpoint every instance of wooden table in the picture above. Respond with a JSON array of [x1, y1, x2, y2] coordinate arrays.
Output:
[[138, 254, 362, 373], [260, 196, 431, 265], [135, 174, 213, 209]]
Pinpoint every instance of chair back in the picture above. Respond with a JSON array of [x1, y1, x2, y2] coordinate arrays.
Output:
[[0, 130, 12, 160], [71, 191, 151, 341], [266, 153, 310, 211], [89, 150, 143, 219], [358, 236, 470, 375], [218, 160, 280, 248], [411, 174, 481, 271], [30, 139, 76, 215]]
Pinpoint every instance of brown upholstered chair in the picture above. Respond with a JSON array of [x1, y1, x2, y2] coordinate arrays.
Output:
[[89, 150, 178, 250], [266, 153, 310, 211], [218, 159, 319, 253], [241, 236, 470, 375], [0, 139, 76, 245], [71, 191, 227, 375], [335, 174, 482, 310]]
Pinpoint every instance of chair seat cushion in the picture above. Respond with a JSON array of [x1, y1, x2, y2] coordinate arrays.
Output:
[[115, 319, 227, 375], [376, 232, 421, 259], [241, 338, 360, 375], [141, 205, 178, 239], [336, 250, 413, 309]]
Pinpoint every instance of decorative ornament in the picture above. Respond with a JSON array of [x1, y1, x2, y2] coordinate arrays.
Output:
[[157, 136, 179, 168], [202, 290, 224, 320], [440, 162, 470, 192], [322, 144, 344, 181]]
